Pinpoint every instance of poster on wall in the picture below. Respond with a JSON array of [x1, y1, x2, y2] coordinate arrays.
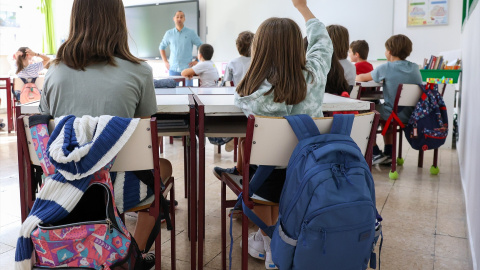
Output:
[[408, 0, 449, 26]]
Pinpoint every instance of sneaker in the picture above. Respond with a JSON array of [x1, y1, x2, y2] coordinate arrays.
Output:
[[380, 155, 393, 166], [213, 166, 239, 180], [262, 235, 278, 269], [225, 139, 235, 152], [141, 252, 155, 270], [245, 229, 266, 260], [372, 153, 388, 165], [166, 199, 178, 208]]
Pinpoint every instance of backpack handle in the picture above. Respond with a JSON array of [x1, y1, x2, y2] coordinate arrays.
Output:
[[330, 114, 354, 136], [285, 114, 321, 141]]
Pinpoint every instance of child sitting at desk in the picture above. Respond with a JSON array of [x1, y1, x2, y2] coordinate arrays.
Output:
[[13, 47, 50, 100], [214, 0, 333, 268], [349, 40, 374, 75], [223, 31, 254, 86], [326, 25, 356, 86], [181, 43, 219, 87], [356, 34, 422, 164]]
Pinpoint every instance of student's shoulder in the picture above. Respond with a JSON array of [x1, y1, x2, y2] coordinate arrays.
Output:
[[115, 57, 153, 76]]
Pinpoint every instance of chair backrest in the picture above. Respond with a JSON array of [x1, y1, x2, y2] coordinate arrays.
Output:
[[396, 84, 423, 107], [350, 85, 360, 99], [396, 83, 447, 108], [13, 77, 45, 91], [21, 116, 156, 172], [248, 112, 376, 167]]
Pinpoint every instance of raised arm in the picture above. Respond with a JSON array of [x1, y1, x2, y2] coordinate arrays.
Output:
[[26, 49, 50, 66], [292, 0, 315, 21]]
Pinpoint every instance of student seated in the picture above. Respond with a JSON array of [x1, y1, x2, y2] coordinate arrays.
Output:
[[37, 0, 172, 268], [326, 24, 356, 86], [222, 31, 255, 151], [214, 0, 333, 268], [356, 34, 422, 165], [181, 43, 219, 87], [223, 31, 255, 86], [13, 47, 50, 100], [349, 40, 374, 75]]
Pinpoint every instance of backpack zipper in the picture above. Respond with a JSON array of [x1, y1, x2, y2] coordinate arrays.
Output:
[[38, 183, 121, 233]]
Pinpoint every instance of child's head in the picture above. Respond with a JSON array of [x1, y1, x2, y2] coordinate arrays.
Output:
[[349, 40, 369, 62], [198, 44, 214, 61], [237, 17, 308, 105], [15, 47, 29, 74], [384, 34, 412, 60], [55, 0, 141, 70], [236, 31, 254, 57], [326, 25, 349, 60]]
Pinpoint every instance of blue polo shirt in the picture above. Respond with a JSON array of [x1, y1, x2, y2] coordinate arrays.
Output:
[[159, 27, 203, 72]]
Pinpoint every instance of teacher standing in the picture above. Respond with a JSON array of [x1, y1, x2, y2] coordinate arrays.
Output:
[[159, 10, 203, 86]]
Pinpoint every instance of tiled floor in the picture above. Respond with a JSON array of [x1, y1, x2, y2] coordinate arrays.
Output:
[[0, 115, 473, 270]]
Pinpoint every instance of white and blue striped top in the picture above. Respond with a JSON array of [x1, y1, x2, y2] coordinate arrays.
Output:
[[16, 62, 44, 78]]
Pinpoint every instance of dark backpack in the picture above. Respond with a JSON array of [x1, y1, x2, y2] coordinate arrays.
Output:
[[241, 114, 383, 270], [404, 83, 448, 151]]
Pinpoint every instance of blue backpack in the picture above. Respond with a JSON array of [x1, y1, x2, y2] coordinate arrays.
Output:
[[404, 83, 448, 151], [239, 114, 383, 270]]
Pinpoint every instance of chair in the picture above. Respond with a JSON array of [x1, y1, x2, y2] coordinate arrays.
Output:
[[377, 83, 446, 180], [16, 116, 176, 270], [218, 112, 379, 270]]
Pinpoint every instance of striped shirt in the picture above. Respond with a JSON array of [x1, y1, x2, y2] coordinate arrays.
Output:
[[16, 62, 44, 78]]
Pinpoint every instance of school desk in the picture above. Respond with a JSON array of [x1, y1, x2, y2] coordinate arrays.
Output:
[[193, 91, 373, 269]]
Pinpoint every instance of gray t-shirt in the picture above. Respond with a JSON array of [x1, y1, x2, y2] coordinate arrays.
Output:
[[192, 60, 219, 87], [371, 60, 423, 113], [40, 57, 157, 118], [224, 56, 251, 86], [339, 59, 356, 86]]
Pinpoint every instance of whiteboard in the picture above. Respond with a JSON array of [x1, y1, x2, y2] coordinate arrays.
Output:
[[205, 0, 394, 62]]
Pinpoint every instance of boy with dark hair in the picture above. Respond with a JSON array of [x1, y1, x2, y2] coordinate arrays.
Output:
[[181, 43, 219, 87], [356, 34, 422, 165], [349, 40, 374, 75]]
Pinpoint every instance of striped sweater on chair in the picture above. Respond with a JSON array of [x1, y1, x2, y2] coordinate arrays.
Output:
[[15, 115, 139, 270]]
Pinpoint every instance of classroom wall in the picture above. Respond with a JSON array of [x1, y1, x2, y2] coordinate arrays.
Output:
[[458, 3, 480, 269], [393, 0, 463, 64], [204, 0, 394, 63]]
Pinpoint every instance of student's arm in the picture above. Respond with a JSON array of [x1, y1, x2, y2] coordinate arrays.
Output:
[[302, 0, 333, 90], [356, 73, 373, 82], [293, 0, 315, 21], [26, 49, 50, 66], [181, 68, 196, 79]]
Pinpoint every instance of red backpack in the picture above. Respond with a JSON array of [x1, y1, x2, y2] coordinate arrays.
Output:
[[19, 77, 41, 104]]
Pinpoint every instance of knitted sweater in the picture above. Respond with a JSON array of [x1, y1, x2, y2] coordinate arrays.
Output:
[[15, 115, 139, 270]]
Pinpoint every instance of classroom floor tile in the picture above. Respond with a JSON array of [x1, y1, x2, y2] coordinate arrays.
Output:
[[0, 114, 473, 269]]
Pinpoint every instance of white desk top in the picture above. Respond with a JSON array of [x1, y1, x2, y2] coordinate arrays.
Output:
[[357, 81, 383, 88], [155, 87, 192, 95], [19, 102, 41, 114], [190, 87, 236, 95], [196, 93, 371, 115], [156, 95, 191, 113]]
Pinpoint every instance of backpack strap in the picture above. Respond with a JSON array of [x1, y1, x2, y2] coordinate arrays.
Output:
[[285, 114, 321, 141], [381, 113, 405, 136], [31, 77, 37, 84], [20, 78, 28, 85], [330, 114, 355, 136]]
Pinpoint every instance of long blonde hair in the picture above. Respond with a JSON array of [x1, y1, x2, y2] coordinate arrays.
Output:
[[236, 18, 311, 105], [54, 0, 142, 70]]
